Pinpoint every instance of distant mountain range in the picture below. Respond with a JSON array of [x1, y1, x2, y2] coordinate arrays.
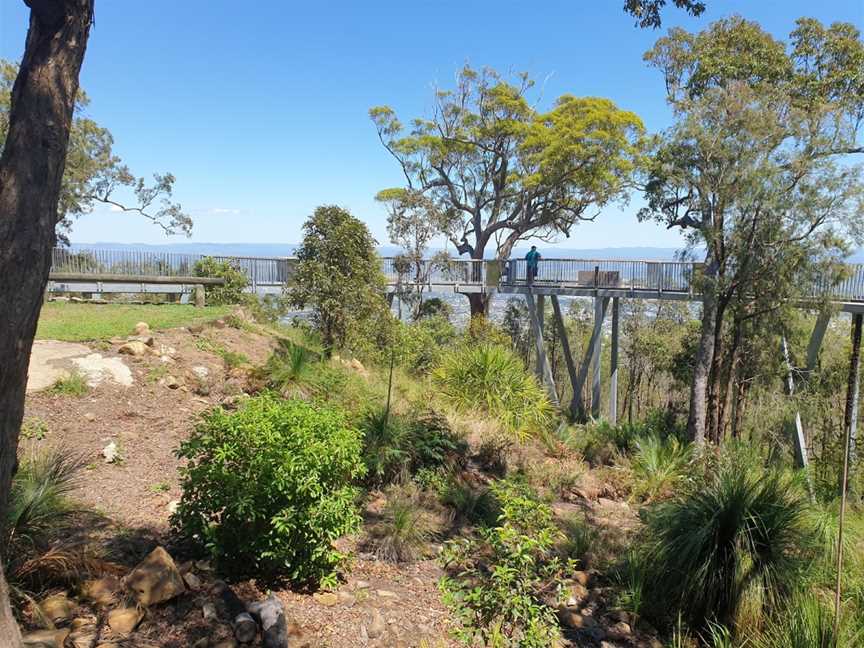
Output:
[[69, 242, 864, 263]]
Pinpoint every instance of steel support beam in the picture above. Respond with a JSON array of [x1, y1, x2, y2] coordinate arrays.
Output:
[[525, 291, 559, 406], [551, 296, 578, 409], [572, 297, 609, 420], [844, 314, 862, 478], [806, 310, 832, 373], [782, 336, 810, 480], [609, 298, 619, 425], [536, 294, 546, 383]]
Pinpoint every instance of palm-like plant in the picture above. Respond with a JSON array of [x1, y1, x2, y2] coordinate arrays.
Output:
[[644, 463, 812, 635], [630, 433, 692, 501]]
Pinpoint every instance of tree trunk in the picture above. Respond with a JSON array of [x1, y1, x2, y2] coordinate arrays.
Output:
[[0, 1, 94, 641], [467, 292, 489, 317], [687, 254, 719, 446]]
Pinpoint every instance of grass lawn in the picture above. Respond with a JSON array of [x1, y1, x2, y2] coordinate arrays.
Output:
[[36, 302, 233, 341]]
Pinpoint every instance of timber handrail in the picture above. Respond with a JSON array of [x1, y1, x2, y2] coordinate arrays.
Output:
[[49, 272, 225, 285]]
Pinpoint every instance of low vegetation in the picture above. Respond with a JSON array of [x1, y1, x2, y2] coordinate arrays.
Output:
[[47, 371, 89, 397]]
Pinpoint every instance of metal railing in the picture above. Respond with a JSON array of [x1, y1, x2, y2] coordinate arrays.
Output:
[[50, 248, 864, 303]]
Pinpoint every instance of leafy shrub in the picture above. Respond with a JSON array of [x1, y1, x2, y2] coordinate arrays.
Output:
[[642, 462, 813, 636], [194, 257, 249, 305], [365, 482, 439, 563], [417, 297, 453, 321], [433, 344, 553, 439], [173, 394, 365, 585], [400, 315, 458, 373], [440, 479, 571, 647], [630, 433, 692, 501], [21, 417, 48, 441], [436, 471, 500, 527], [265, 338, 320, 390], [360, 408, 466, 486]]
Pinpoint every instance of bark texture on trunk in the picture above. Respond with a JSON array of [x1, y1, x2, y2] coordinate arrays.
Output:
[[467, 292, 489, 317], [0, 1, 94, 642], [687, 254, 719, 446]]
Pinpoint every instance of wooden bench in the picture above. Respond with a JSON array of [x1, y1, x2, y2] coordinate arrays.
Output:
[[46, 273, 226, 307]]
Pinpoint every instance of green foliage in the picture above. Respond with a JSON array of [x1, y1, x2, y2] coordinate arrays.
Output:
[[372, 65, 644, 263], [751, 590, 863, 648], [399, 315, 458, 374], [440, 480, 571, 647], [265, 339, 320, 390], [365, 482, 438, 563], [21, 418, 48, 441], [416, 297, 452, 321], [173, 394, 365, 585], [290, 205, 391, 355], [48, 371, 89, 397], [194, 257, 249, 305], [433, 344, 554, 439], [630, 433, 692, 501], [642, 461, 813, 635], [359, 408, 466, 486]]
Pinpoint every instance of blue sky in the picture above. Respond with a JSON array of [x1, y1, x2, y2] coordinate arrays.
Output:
[[1, 0, 862, 250]]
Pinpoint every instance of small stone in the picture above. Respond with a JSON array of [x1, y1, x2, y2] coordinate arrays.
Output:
[[192, 366, 210, 379], [558, 609, 597, 630], [183, 571, 202, 590], [353, 580, 370, 590], [609, 621, 632, 637], [202, 601, 218, 621], [192, 639, 209, 648], [313, 592, 339, 606], [70, 616, 97, 631], [125, 546, 186, 606], [81, 576, 122, 606], [367, 609, 386, 639], [565, 582, 589, 608], [213, 319, 227, 329], [107, 607, 143, 634], [376, 589, 397, 598], [162, 375, 181, 389], [102, 441, 120, 464], [167, 500, 180, 515], [195, 559, 213, 572], [338, 591, 356, 606], [118, 341, 148, 357], [127, 334, 155, 347], [573, 570, 591, 586], [84, 412, 96, 422], [134, 322, 151, 336]]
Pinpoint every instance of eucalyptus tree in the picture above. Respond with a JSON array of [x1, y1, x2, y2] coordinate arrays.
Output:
[[0, 60, 190, 243], [623, 0, 706, 28], [371, 65, 645, 315], [640, 17, 864, 445]]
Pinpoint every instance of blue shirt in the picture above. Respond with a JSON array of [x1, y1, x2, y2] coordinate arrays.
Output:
[[525, 250, 541, 267]]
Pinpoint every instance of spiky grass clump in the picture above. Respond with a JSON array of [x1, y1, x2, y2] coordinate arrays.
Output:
[[644, 462, 813, 635], [365, 482, 439, 563], [432, 344, 554, 440], [751, 590, 863, 648], [630, 433, 692, 502], [265, 339, 319, 390], [48, 371, 89, 397]]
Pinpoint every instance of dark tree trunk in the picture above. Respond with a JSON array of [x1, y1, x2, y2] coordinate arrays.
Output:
[[687, 253, 719, 446], [0, 1, 94, 642], [467, 292, 489, 317]]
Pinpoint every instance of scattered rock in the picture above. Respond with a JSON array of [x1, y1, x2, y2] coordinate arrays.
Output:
[[313, 592, 338, 607], [213, 641, 236, 648], [21, 629, 70, 648], [337, 591, 356, 606], [134, 322, 151, 336], [367, 609, 386, 639], [118, 341, 149, 357], [72, 353, 134, 387], [125, 546, 186, 606], [564, 582, 589, 608], [39, 592, 72, 626], [192, 365, 210, 378], [70, 630, 98, 648], [167, 500, 180, 515], [352, 580, 370, 591], [102, 441, 120, 464], [573, 570, 591, 587], [83, 412, 96, 422], [183, 571, 202, 590], [127, 334, 155, 347], [213, 319, 227, 329], [558, 609, 598, 630], [161, 375, 181, 389], [202, 601, 218, 621], [107, 607, 143, 634], [609, 621, 632, 638], [376, 589, 397, 598], [192, 638, 209, 648], [81, 576, 123, 606], [70, 615, 97, 631]]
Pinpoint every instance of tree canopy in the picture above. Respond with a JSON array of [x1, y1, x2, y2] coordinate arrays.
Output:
[[623, 0, 707, 29], [0, 60, 191, 244]]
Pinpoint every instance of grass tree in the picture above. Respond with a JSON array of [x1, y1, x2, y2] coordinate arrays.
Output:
[[640, 17, 864, 445], [371, 65, 645, 315]]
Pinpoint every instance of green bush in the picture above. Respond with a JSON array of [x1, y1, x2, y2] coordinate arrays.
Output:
[[400, 315, 458, 373], [173, 394, 365, 585], [194, 257, 249, 305], [433, 344, 554, 439], [48, 371, 89, 397], [642, 462, 813, 636], [751, 590, 863, 648], [440, 479, 571, 647], [630, 433, 692, 501], [359, 408, 466, 486]]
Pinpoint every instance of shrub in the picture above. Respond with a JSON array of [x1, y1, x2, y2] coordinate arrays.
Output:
[[433, 344, 554, 439], [643, 462, 813, 636], [630, 433, 692, 501], [440, 480, 571, 647], [48, 371, 89, 397], [173, 394, 365, 585], [359, 408, 466, 486], [265, 339, 320, 390], [365, 482, 438, 563], [400, 316, 458, 373], [194, 257, 249, 305], [751, 590, 863, 648]]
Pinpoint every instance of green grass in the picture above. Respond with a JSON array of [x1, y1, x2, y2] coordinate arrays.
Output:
[[36, 302, 232, 341], [48, 372, 89, 397]]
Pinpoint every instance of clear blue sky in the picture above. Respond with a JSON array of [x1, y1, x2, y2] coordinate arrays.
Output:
[[1, 1, 862, 250]]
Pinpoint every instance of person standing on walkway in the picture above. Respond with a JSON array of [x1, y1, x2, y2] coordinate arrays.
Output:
[[525, 246, 541, 284]]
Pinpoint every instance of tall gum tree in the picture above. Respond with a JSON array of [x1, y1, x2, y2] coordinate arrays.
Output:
[[0, 2, 95, 642], [371, 66, 645, 315], [639, 17, 864, 445]]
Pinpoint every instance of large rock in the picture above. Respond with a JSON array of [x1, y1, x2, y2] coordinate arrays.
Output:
[[127, 334, 155, 347], [81, 575, 123, 606], [107, 607, 143, 634], [118, 341, 149, 357], [39, 592, 72, 625], [134, 322, 151, 336], [125, 546, 186, 606]]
